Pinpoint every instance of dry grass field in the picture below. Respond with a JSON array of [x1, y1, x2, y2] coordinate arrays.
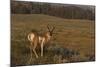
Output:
[[11, 14, 95, 66]]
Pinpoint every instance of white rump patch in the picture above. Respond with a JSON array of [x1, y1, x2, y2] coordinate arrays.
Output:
[[28, 33, 35, 41]]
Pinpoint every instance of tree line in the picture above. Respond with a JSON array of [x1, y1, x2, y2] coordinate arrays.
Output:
[[11, 1, 95, 20]]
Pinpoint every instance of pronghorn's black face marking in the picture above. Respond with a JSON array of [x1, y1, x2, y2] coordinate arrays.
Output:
[[47, 24, 55, 36], [49, 31, 54, 36], [47, 31, 53, 36]]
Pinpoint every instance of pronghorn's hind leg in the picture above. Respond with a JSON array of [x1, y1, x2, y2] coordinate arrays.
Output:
[[32, 49, 38, 58], [32, 39, 39, 58], [28, 43, 33, 64], [28, 41, 38, 64]]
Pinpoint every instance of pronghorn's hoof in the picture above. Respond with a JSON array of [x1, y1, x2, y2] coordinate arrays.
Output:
[[36, 56, 39, 58], [41, 54, 43, 57]]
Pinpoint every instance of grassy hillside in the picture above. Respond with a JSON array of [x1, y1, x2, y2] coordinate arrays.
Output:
[[11, 14, 95, 66]]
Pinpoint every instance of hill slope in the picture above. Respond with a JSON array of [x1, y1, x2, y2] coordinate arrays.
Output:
[[11, 14, 95, 66]]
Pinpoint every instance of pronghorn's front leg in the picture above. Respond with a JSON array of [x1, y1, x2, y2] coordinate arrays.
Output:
[[41, 38, 45, 57]]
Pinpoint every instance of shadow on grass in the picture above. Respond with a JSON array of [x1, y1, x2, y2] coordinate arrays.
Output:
[[11, 42, 95, 67], [45, 42, 80, 58]]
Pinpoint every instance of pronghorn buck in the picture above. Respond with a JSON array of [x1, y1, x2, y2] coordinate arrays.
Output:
[[27, 25, 55, 58]]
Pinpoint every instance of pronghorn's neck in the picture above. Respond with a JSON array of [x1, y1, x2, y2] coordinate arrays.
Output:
[[38, 32, 51, 43], [45, 32, 51, 41]]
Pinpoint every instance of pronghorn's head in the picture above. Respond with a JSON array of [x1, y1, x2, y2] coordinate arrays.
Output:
[[47, 24, 55, 36]]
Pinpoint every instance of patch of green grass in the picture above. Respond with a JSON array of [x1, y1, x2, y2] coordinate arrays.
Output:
[[11, 14, 95, 66]]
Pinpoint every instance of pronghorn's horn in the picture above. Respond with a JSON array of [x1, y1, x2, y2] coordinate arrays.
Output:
[[47, 24, 55, 33], [51, 26, 55, 32], [47, 24, 51, 32]]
